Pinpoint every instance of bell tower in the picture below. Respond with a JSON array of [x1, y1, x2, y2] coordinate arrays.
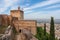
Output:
[[10, 6, 24, 20]]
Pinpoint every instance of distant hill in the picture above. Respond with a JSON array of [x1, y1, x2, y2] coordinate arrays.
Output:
[[24, 19, 60, 24], [37, 19, 60, 24]]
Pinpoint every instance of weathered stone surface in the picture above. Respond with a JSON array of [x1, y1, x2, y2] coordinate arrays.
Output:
[[0, 6, 37, 40], [13, 20, 37, 35], [10, 9, 24, 20], [0, 15, 9, 26]]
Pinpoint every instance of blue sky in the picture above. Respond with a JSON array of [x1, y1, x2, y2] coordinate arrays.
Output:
[[0, 0, 60, 19]]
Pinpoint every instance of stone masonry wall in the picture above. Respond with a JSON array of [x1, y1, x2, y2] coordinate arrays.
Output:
[[13, 20, 37, 35]]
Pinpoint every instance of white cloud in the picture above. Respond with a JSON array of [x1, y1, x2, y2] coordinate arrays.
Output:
[[24, 10, 60, 19], [10, 5, 19, 10], [43, 4, 60, 9], [24, 0, 60, 11], [0, 0, 19, 14], [24, 0, 60, 19], [24, 10, 34, 13], [0, 0, 30, 14]]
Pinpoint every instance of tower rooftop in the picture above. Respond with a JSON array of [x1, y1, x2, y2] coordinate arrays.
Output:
[[10, 6, 23, 12]]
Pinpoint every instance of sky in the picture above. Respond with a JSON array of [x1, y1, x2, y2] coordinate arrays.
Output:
[[0, 0, 60, 19]]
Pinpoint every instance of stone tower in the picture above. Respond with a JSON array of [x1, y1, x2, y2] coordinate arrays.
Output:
[[10, 6, 24, 20]]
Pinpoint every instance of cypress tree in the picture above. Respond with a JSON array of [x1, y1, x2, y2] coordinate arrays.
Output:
[[44, 23, 46, 36], [50, 17, 55, 40], [44, 23, 46, 40]]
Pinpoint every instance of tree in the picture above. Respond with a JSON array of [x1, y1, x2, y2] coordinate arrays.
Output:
[[36, 27, 44, 40], [44, 23, 46, 36], [44, 23, 47, 40], [50, 17, 55, 40]]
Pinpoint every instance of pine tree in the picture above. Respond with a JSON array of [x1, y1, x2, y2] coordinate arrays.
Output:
[[50, 17, 55, 40]]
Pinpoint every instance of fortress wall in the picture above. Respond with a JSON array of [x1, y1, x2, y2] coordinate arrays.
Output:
[[0, 15, 9, 26], [13, 20, 37, 35]]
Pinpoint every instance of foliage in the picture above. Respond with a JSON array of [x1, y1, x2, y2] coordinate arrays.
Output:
[[50, 17, 55, 40], [44, 23, 46, 40], [12, 26, 17, 35], [35, 17, 58, 40], [35, 27, 49, 40], [0, 25, 8, 34], [44, 23, 46, 36], [35, 27, 58, 40]]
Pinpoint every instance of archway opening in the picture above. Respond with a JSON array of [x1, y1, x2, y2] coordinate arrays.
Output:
[[19, 29, 21, 33]]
